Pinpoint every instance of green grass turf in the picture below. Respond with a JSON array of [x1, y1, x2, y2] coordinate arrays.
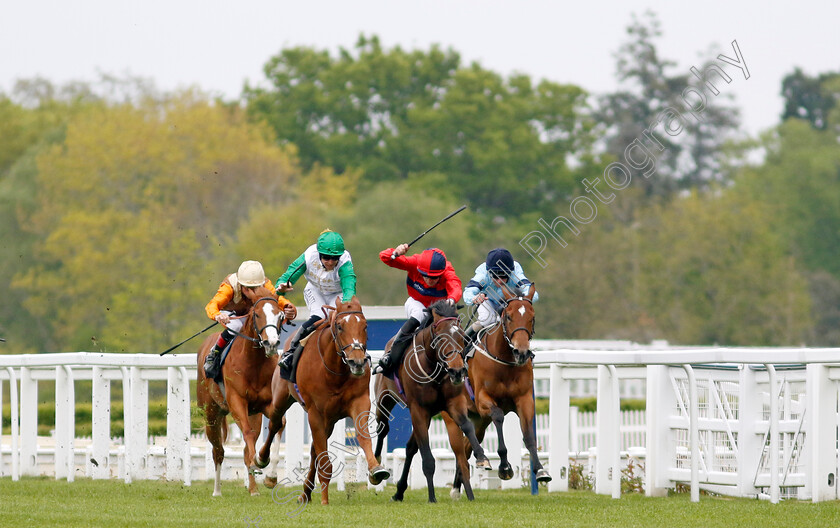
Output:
[[1, 477, 838, 528]]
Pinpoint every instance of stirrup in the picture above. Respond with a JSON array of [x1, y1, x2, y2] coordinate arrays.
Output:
[[371, 364, 385, 375], [279, 352, 293, 370]]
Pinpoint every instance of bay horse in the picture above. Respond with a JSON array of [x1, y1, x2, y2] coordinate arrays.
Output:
[[255, 296, 390, 506], [196, 285, 288, 496], [445, 283, 551, 495], [373, 301, 490, 503]]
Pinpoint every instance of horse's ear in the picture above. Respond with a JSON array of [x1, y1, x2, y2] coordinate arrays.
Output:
[[335, 295, 342, 307], [502, 284, 516, 300], [526, 283, 536, 301]]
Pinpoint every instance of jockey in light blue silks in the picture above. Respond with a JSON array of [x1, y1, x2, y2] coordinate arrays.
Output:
[[462, 248, 538, 356]]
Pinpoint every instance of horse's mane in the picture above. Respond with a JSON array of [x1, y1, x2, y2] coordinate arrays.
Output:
[[428, 300, 457, 318]]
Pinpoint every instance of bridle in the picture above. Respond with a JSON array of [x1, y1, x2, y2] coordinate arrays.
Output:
[[501, 296, 536, 351], [226, 296, 284, 352], [319, 306, 369, 375]]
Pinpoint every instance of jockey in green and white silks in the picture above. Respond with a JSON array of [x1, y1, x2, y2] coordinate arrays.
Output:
[[462, 248, 538, 356], [275, 230, 357, 371]]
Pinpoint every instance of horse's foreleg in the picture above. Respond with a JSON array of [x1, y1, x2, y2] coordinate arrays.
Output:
[[488, 404, 513, 481], [408, 406, 436, 503], [392, 433, 419, 502], [302, 415, 330, 505], [258, 395, 293, 470], [349, 397, 390, 485], [446, 402, 488, 501], [517, 395, 551, 483], [203, 402, 226, 497], [227, 395, 261, 495]]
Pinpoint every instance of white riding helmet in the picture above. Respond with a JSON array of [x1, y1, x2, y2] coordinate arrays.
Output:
[[237, 260, 266, 287]]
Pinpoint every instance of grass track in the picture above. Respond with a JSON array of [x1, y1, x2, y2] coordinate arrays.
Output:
[[1, 477, 838, 528]]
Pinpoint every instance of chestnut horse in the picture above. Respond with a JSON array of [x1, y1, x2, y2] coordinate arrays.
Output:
[[197, 285, 289, 496], [445, 284, 551, 495], [373, 301, 490, 503], [256, 296, 389, 505]]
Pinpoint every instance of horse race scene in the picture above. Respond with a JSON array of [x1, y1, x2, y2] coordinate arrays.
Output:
[[3, 2, 840, 527]]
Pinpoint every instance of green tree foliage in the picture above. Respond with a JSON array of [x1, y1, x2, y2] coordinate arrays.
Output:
[[637, 192, 811, 345], [781, 68, 840, 130], [244, 35, 594, 217], [12, 91, 314, 352]]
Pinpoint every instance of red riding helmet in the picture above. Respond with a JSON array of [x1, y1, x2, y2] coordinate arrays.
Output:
[[417, 248, 447, 277]]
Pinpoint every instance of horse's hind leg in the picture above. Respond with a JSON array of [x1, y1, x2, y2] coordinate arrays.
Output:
[[451, 415, 490, 495], [392, 433, 419, 502]]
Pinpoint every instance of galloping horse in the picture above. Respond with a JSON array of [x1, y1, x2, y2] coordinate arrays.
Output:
[[196, 285, 287, 496], [373, 301, 490, 503], [445, 284, 550, 495], [256, 296, 389, 505]]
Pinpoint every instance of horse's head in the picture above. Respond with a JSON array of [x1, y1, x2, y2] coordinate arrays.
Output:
[[501, 283, 536, 366], [244, 286, 284, 357], [428, 301, 468, 385], [331, 295, 368, 376]]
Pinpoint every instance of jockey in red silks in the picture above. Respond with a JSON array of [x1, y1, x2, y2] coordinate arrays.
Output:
[[375, 243, 462, 375], [203, 260, 297, 379]]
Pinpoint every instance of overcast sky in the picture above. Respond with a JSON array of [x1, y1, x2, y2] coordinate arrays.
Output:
[[3, 1, 838, 137]]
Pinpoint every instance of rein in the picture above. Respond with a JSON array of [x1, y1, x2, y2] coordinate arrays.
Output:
[[409, 316, 463, 382], [475, 296, 535, 367]]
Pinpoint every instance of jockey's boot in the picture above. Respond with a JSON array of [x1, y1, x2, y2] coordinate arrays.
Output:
[[378, 318, 422, 375], [461, 327, 478, 357], [279, 316, 320, 371], [204, 330, 232, 379]]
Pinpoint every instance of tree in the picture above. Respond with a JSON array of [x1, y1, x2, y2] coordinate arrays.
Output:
[[597, 12, 739, 198], [245, 35, 594, 218], [13, 91, 313, 352], [781, 68, 840, 130]]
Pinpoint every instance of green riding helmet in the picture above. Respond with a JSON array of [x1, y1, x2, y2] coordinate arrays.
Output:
[[317, 230, 345, 256]]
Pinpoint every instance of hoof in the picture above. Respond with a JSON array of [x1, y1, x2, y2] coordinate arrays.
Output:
[[250, 490, 260, 497], [212, 491, 222, 497], [475, 457, 492, 470], [369, 465, 390, 485], [264, 476, 277, 489], [248, 465, 263, 476], [536, 468, 552, 483], [391, 494, 403, 502], [450, 488, 461, 501], [498, 463, 514, 481], [298, 493, 309, 504], [254, 454, 269, 469]]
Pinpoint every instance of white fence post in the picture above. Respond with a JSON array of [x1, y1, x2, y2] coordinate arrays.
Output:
[[595, 365, 619, 497], [4, 367, 20, 480], [807, 364, 836, 501], [126, 366, 148, 481], [90, 366, 111, 479], [54, 366, 75, 480], [737, 365, 762, 497], [285, 404, 305, 485], [19, 367, 38, 476], [165, 366, 190, 483], [645, 365, 669, 497], [501, 411, 523, 489], [548, 363, 569, 492]]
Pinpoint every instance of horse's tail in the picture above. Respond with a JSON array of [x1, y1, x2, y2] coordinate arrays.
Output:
[[220, 417, 229, 444]]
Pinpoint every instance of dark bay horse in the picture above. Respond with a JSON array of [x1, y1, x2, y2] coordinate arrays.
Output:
[[196, 285, 288, 496], [256, 296, 389, 505], [373, 301, 490, 503], [445, 284, 551, 495]]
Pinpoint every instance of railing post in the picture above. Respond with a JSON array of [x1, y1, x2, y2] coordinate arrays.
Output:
[[19, 367, 38, 476], [166, 366, 190, 483], [548, 363, 569, 492], [806, 363, 835, 502], [126, 366, 148, 481], [682, 365, 699, 503], [90, 366, 111, 478], [737, 364, 761, 497], [645, 365, 669, 497], [766, 364, 779, 503], [55, 366, 75, 480], [285, 404, 305, 486], [595, 365, 619, 497], [4, 368, 19, 480]]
